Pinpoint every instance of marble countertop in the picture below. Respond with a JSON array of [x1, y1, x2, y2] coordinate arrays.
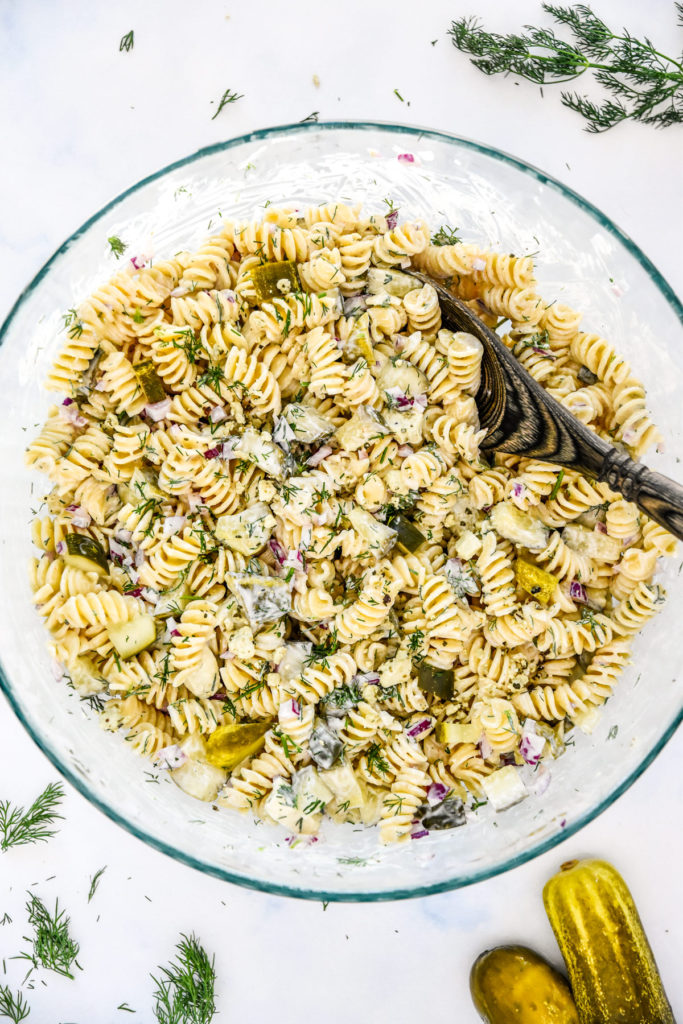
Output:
[[1, 0, 681, 1020]]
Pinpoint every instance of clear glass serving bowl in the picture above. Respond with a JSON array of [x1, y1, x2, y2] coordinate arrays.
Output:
[[1, 122, 681, 901]]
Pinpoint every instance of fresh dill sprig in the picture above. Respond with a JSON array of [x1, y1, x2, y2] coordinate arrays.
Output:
[[108, 235, 127, 259], [18, 893, 81, 980], [0, 984, 30, 1023], [0, 782, 64, 852], [151, 933, 216, 1024], [62, 309, 84, 340], [431, 224, 462, 246], [211, 88, 244, 120], [119, 30, 134, 52], [87, 865, 107, 903], [449, 3, 683, 132]]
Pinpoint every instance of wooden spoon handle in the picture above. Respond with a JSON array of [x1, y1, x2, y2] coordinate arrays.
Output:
[[597, 448, 683, 540]]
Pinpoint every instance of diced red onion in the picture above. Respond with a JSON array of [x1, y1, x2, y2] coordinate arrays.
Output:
[[413, 393, 427, 409], [162, 515, 187, 538], [69, 505, 91, 528], [357, 448, 368, 460], [306, 445, 333, 467], [203, 447, 221, 459], [529, 764, 552, 796], [127, 587, 143, 598], [154, 744, 186, 770], [144, 398, 172, 422], [141, 586, 158, 604], [512, 482, 524, 497], [560, 817, 567, 828], [532, 347, 556, 359], [426, 782, 449, 806], [55, 541, 65, 555], [290, 699, 301, 716], [115, 529, 133, 543], [595, 522, 607, 534], [352, 672, 381, 687], [170, 628, 181, 637], [269, 538, 288, 565], [386, 209, 399, 230], [209, 405, 227, 423], [397, 153, 415, 163], [221, 437, 239, 459], [59, 403, 88, 428], [519, 732, 545, 766], [407, 718, 431, 739], [569, 580, 588, 604], [410, 827, 429, 840], [130, 256, 148, 270], [397, 444, 414, 457], [108, 537, 130, 564], [479, 734, 493, 760], [62, 397, 74, 406]]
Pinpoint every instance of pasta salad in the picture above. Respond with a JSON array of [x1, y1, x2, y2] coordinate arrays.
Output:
[[25, 201, 676, 844]]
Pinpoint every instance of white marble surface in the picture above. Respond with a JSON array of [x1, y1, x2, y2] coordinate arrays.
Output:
[[1, 0, 682, 1020]]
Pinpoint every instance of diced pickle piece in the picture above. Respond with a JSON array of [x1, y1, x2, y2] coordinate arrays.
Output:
[[215, 502, 276, 556], [334, 406, 389, 452], [320, 763, 365, 810], [490, 502, 549, 550], [367, 267, 417, 298], [251, 260, 300, 302], [226, 572, 291, 627], [68, 655, 106, 696], [233, 428, 284, 479], [562, 523, 621, 562], [377, 357, 428, 397], [381, 406, 424, 445], [389, 514, 426, 554], [277, 642, 312, 681], [108, 615, 157, 659], [205, 722, 270, 770], [309, 723, 343, 770], [133, 359, 167, 404], [64, 534, 109, 577], [417, 796, 467, 831], [417, 663, 454, 699], [171, 759, 226, 802], [282, 404, 335, 444], [482, 765, 527, 811], [435, 722, 481, 746], [348, 506, 397, 556], [515, 559, 558, 605]]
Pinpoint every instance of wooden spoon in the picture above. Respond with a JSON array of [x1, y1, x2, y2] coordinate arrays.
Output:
[[408, 272, 683, 540]]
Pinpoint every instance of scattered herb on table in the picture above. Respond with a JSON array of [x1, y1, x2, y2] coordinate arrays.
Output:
[[210, 88, 244, 120], [87, 866, 107, 903], [448, 3, 683, 132], [0, 984, 30, 1023], [0, 782, 64, 852], [108, 236, 127, 259], [300, 111, 320, 122], [393, 88, 405, 102], [119, 30, 134, 53], [18, 893, 81, 980], [151, 933, 216, 1024]]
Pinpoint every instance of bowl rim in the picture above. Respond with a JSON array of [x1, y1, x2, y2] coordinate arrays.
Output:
[[2, 119, 682, 902]]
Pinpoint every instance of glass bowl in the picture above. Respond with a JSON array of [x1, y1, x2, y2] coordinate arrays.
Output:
[[1, 122, 682, 902]]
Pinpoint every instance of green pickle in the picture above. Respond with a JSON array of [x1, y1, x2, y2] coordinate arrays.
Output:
[[205, 722, 270, 770], [389, 514, 427, 554], [417, 663, 454, 699], [250, 260, 300, 302], [64, 534, 109, 576], [471, 945, 579, 1023], [515, 559, 557, 604], [133, 359, 167, 404]]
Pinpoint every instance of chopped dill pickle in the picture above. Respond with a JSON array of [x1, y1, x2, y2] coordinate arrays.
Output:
[[515, 559, 557, 604], [417, 664, 454, 699], [205, 722, 270, 770], [133, 359, 167, 404], [389, 514, 427, 554], [251, 260, 300, 302], [64, 534, 109, 576]]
